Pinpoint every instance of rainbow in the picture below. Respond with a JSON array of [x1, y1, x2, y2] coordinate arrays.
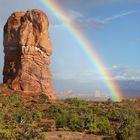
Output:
[[40, 0, 123, 101]]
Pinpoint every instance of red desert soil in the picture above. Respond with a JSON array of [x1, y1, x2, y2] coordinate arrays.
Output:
[[47, 131, 103, 140]]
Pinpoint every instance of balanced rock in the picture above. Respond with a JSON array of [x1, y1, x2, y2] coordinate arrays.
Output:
[[3, 9, 56, 100]]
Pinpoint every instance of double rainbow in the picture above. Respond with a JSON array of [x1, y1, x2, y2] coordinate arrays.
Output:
[[40, 0, 123, 101]]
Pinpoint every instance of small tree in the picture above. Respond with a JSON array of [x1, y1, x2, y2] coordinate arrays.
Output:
[[39, 93, 49, 103]]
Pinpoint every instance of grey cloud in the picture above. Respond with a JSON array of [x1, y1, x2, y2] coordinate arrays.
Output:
[[53, 65, 140, 82], [111, 65, 140, 80]]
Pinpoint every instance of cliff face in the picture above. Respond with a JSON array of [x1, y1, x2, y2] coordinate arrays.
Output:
[[3, 9, 55, 100]]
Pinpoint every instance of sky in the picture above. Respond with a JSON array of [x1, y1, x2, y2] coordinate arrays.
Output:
[[0, 0, 140, 97]]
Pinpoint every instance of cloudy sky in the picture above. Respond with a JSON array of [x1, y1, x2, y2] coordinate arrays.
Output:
[[0, 0, 140, 96]]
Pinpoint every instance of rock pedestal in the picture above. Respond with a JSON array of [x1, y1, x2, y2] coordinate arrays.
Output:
[[3, 9, 56, 100]]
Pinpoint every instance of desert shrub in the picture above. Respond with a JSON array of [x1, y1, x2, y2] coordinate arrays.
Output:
[[106, 98, 113, 104], [47, 104, 80, 130], [86, 114, 96, 132], [67, 110, 81, 130], [33, 110, 42, 120], [14, 107, 32, 124], [87, 121, 99, 133], [34, 132, 48, 140], [10, 95, 21, 103], [96, 117, 112, 135], [115, 105, 138, 140], [86, 116, 113, 135], [106, 109, 122, 121], [65, 98, 87, 107], [134, 113, 140, 139], [92, 106, 106, 116], [0, 128, 16, 140], [55, 109, 69, 128], [2, 97, 13, 107], [39, 93, 49, 103], [46, 104, 65, 118], [15, 126, 39, 139], [0, 112, 4, 122], [2, 95, 21, 107], [47, 103, 112, 134]]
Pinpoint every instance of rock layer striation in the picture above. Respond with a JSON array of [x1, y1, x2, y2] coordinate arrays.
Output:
[[3, 9, 55, 100]]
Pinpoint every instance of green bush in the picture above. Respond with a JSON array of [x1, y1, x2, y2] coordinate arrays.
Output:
[[2, 97, 13, 107], [14, 107, 32, 124], [114, 105, 138, 140], [106, 98, 113, 104], [65, 98, 87, 107], [56, 109, 69, 128], [87, 122, 99, 133], [48, 104, 112, 134], [106, 109, 122, 121], [2, 95, 21, 107], [0, 128, 16, 140], [39, 93, 49, 103], [0, 112, 4, 122], [96, 117, 112, 135], [68, 110, 81, 130], [33, 110, 42, 120]]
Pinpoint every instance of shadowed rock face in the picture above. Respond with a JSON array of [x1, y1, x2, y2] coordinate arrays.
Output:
[[3, 9, 56, 100]]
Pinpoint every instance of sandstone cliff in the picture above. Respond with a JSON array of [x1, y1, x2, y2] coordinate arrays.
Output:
[[3, 9, 55, 100]]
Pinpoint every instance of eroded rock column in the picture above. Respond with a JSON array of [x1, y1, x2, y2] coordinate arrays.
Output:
[[3, 9, 56, 100]]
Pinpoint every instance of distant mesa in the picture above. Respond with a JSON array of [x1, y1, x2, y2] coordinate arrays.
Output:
[[3, 9, 56, 100]]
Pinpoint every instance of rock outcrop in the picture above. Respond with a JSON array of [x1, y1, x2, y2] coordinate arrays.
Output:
[[3, 9, 55, 100]]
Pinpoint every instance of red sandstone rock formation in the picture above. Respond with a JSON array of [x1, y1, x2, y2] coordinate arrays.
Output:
[[3, 9, 56, 100]]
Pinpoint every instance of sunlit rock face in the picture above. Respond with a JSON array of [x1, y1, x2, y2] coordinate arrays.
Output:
[[3, 9, 56, 100]]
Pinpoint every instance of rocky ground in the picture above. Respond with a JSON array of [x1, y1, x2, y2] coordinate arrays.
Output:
[[47, 131, 103, 140]]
